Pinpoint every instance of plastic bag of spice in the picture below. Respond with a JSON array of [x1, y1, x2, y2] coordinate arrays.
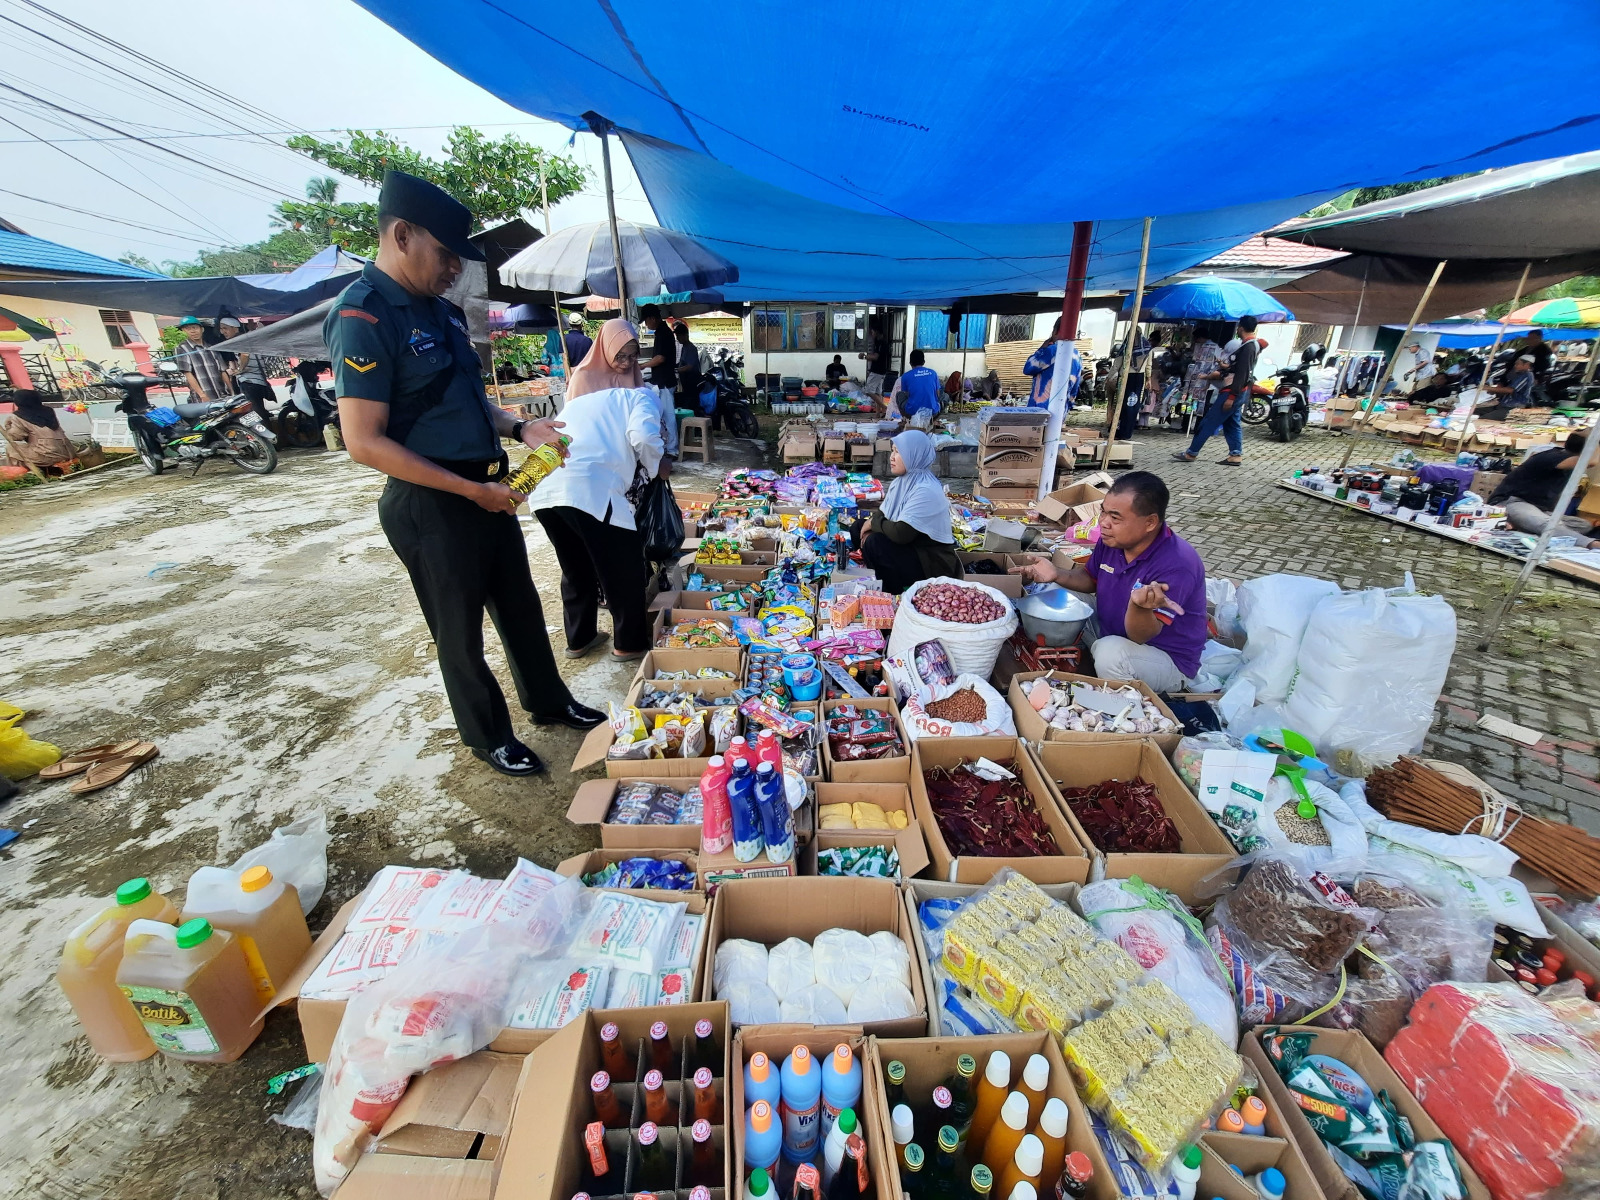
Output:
[[901, 675, 1015, 740], [1209, 854, 1378, 975]]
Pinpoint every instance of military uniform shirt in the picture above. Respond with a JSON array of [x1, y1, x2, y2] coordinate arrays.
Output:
[[323, 262, 499, 462]]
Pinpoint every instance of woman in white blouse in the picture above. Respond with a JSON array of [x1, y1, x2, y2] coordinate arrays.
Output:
[[531, 319, 664, 662]]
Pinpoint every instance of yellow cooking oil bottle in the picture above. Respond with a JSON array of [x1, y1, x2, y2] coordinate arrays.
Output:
[[116, 918, 264, 1062], [57, 877, 179, 1061], [181, 864, 311, 1006]]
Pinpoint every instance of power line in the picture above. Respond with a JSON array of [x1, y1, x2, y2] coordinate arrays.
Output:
[[0, 186, 213, 240], [0, 120, 561, 146]]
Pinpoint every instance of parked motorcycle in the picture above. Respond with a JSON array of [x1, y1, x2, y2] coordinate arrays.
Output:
[[704, 347, 758, 438], [86, 361, 277, 476], [276, 360, 339, 448], [1267, 345, 1323, 442], [1241, 380, 1273, 425]]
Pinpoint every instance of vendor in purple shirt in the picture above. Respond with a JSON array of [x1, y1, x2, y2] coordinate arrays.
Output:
[[1011, 471, 1207, 692]]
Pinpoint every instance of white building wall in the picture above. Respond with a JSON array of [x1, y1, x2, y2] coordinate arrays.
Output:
[[0, 293, 160, 373]]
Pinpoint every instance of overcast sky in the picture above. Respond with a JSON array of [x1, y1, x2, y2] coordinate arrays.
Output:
[[1, 0, 658, 266]]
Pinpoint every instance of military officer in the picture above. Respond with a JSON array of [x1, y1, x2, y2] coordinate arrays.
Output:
[[327, 170, 603, 777]]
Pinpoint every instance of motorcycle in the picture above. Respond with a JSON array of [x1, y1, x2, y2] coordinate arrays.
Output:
[[1267, 344, 1323, 442], [86, 360, 278, 476], [1241, 380, 1273, 425], [703, 347, 758, 438], [276, 360, 339, 448]]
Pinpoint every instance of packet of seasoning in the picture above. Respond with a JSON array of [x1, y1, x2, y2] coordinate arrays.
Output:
[[913, 639, 957, 688], [641, 788, 684, 825], [818, 844, 902, 882], [606, 781, 659, 825], [676, 786, 703, 824]]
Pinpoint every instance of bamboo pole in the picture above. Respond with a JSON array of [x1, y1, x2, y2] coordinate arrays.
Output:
[[1475, 353, 1600, 651], [1102, 217, 1153, 471], [1452, 262, 1531, 455], [1337, 260, 1447, 468]]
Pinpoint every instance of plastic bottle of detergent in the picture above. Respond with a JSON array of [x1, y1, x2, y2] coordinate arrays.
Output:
[[755, 729, 784, 773], [727, 736, 753, 770], [1171, 1145, 1202, 1200], [745, 1051, 782, 1110], [728, 758, 764, 863], [57, 877, 178, 1061], [181, 864, 311, 1006], [1249, 1168, 1286, 1200], [745, 1100, 782, 1174], [115, 918, 263, 1062], [754, 761, 794, 864], [820, 1043, 863, 1142], [780, 1044, 824, 1162], [699, 756, 733, 855]]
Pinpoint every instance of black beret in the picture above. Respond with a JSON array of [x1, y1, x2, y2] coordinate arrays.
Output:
[[377, 170, 486, 261]]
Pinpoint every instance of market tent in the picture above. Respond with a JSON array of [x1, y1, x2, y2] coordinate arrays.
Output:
[[219, 299, 336, 360], [1375, 320, 1600, 348], [354, 1, 1600, 227], [236, 246, 367, 292]]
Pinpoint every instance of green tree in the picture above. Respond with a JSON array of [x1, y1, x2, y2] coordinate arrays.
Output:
[[1486, 275, 1600, 319], [1299, 174, 1480, 219], [118, 251, 164, 274]]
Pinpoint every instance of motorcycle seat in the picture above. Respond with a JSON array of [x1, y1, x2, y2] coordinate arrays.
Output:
[[172, 402, 221, 419]]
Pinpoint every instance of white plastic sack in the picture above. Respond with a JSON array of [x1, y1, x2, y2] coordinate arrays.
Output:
[[813, 927, 874, 1006], [886, 578, 1017, 679], [767, 937, 816, 998], [713, 938, 769, 995], [233, 811, 330, 916], [1233, 574, 1340, 703], [724, 978, 783, 1025], [1366, 835, 1544, 935], [900, 674, 1016, 741], [1196, 641, 1245, 689], [1283, 587, 1457, 771], [868, 929, 911, 986], [779, 982, 850, 1025], [845, 976, 918, 1023], [1256, 777, 1368, 866]]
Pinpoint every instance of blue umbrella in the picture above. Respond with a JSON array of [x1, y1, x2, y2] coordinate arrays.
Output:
[[1120, 277, 1294, 323]]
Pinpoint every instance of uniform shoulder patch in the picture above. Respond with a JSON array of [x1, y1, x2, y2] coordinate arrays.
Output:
[[343, 356, 378, 373], [339, 307, 379, 324]]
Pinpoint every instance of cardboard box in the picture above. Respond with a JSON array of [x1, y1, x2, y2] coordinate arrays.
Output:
[[1030, 739, 1234, 905], [813, 781, 930, 879], [571, 708, 720, 776], [848, 440, 876, 463], [494, 1002, 731, 1200], [982, 516, 1027, 553], [556, 848, 704, 899], [654, 591, 755, 615], [1036, 479, 1109, 526], [1107, 442, 1134, 466], [980, 444, 1046, 470], [908, 735, 1090, 884], [568, 776, 718, 847], [823, 435, 848, 464], [1007, 670, 1184, 755], [1242, 1026, 1490, 1200], [957, 552, 1023, 598], [651, 608, 741, 650], [626, 676, 744, 708], [820, 697, 912, 784], [365, 1049, 522, 1161], [978, 423, 1045, 448], [869, 1034, 1119, 1200], [1196, 1135, 1320, 1200], [979, 467, 1042, 490], [1470, 469, 1506, 499], [702, 876, 929, 1036], [974, 482, 1037, 506], [690, 565, 770, 586]]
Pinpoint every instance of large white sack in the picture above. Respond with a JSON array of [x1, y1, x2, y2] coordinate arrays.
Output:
[[1283, 587, 1457, 771], [1232, 574, 1340, 703]]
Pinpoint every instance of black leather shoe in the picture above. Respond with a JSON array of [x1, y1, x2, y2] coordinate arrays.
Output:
[[533, 701, 605, 731], [472, 741, 545, 776]]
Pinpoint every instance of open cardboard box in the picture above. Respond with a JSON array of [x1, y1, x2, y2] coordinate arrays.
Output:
[[568, 776, 816, 856], [652, 608, 743, 652], [821, 697, 912, 784], [703, 876, 929, 1037], [904, 880, 1077, 1035], [869, 1033, 1119, 1200], [812, 781, 930, 880], [494, 1002, 732, 1200], [957, 552, 1024, 598], [908, 735, 1090, 884], [1242, 1026, 1490, 1200], [1007, 670, 1183, 755], [1030, 739, 1233, 906], [1198, 1130, 1324, 1200], [1532, 892, 1600, 980], [655, 591, 757, 615], [974, 482, 1037, 506], [626, 676, 744, 708], [556, 848, 704, 899], [690, 565, 771, 586], [631, 647, 744, 685], [571, 709, 721, 776], [1036, 477, 1109, 526]]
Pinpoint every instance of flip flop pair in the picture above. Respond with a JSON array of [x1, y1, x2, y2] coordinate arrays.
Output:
[[38, 740, 160, 794]]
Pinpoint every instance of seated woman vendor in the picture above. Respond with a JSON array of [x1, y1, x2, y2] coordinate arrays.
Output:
[[1011, 471, 1206, 692], [860, 430, 961, 593]]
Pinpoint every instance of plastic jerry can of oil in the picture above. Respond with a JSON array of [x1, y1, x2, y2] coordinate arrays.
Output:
[[116, 918, 264, 1062], [181, 864, 311, 1006], [57, 877, 179, 1061]]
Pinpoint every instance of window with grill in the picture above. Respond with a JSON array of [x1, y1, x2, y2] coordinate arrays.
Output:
[[996, 313, 1033, 342], [99, 308, 143, 348]]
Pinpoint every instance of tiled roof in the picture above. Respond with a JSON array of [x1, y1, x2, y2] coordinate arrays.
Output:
[[0, 229, 166, 279], [1201, 236, 1346, 269]]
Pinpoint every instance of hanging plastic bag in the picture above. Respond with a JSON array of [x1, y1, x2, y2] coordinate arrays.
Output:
[[232, 812, 331, 916], [0, 714, 60, 781], [634, 477, 685, 565], [1232, 574, 1340, 703]]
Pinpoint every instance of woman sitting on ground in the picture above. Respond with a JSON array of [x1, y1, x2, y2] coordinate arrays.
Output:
[[860, 430, 961, 594], [1, 389, 77, 474], [529, 318, 664, 662]]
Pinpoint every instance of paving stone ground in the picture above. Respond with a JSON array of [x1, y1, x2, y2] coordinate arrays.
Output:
[[1059, 408, 1600, 831]]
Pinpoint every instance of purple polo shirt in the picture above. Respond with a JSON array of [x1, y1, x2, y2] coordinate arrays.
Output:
[[1087, 525, 1207, 678]]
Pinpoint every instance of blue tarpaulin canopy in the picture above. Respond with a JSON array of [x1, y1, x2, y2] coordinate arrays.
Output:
[[1380, 320, 1599, 348]]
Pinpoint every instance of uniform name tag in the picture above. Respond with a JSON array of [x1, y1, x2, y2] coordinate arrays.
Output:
[[1099, 563, 1114, 573], [408, 329, 440, 355]]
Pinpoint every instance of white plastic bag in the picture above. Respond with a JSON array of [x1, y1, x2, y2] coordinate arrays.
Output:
[[1283, 586, 1457, 771], [723, 978, 782, 1025], [233, 811, 330, 916], [779, 982, 849, 1025], [767, 937, 816, 998], [713, 938, 768, 994], [1233, 574, 1340, 703], [900, 674, 1016, 740], [886, 578, 1017, 679], [1366, 834, 1544, 935], [868, 929, 911, 986], [813, 927, 875, 1006], [1255, 777, 1369, 866], [845, 976, 918, 1023]]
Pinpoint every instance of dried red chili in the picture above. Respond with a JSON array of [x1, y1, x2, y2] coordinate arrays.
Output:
[[923, 759, 1059, 857], [1058, 777, 1181, 853]]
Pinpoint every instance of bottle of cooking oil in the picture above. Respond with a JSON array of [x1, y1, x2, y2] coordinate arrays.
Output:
[[116, 918, 264, 1062], [181, 865, 311, 1006], [504, 434, 571, 497], [57, 878, 179, 1061]]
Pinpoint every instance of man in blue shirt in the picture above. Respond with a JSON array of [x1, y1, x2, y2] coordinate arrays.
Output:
[[893, 349, 942, 422]]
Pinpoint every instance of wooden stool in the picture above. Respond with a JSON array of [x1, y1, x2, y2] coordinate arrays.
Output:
[[679, 416, 713, 463]]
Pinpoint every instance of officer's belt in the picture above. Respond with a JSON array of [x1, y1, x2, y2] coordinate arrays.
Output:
[[426, 452, 510, 483]]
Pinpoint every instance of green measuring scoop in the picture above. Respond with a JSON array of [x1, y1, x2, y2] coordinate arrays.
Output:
[[1243, 727, 1327, 819]]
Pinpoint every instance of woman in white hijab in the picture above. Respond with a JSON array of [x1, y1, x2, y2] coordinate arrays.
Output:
[[861, 430, 961, 593]]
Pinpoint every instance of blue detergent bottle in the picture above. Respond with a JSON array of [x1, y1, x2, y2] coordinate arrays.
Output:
[[819, 1043, 863, 1142], [728, 758, 764, 862], [746, 1099, 782, 1173], [754, 761, 794, 863], [780, 1044, 823, 1162], [745, 1050, 781, 1109]]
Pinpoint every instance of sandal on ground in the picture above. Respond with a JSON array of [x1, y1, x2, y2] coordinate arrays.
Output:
[[1218, 458, 1243, 466], [610, 648, 647, 662], [39, 740, 141, 780], [70, 743, 159, 795], [563, 631, 609, 659], [1171, 452, 1198, 462]]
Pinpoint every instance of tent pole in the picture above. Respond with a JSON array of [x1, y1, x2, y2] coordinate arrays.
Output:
[[587, 115, 630, 323], [1102, 217, 1153, 471], [538, 154, 552, 237], [1452, 261, 1530, 457], [1337, 259, 1446, 468], [1035, 220, 1095, 498], [1475, 369, 1600, 652]]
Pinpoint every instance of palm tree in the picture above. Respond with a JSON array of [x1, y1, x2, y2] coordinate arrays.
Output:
[[305, 176, 339, 207]]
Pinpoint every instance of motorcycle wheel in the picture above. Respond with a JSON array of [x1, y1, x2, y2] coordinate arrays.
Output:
[[726, 404, 760, 439], [138, 445, 164, 475], [1269, 411, 1294, 442], [222, 425, 278, 474], [276, 407, 324, 449], [1243, 399, 1270, 424]]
